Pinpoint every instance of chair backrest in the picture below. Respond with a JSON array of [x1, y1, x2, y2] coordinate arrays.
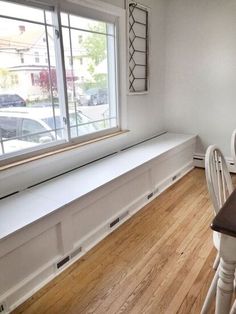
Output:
[[205, 145, 233, 215], [231, 129, 236, 166]]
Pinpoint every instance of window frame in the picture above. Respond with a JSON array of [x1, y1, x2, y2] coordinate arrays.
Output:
[[0, 0, 127, 166], [58, 8, 120, 143]]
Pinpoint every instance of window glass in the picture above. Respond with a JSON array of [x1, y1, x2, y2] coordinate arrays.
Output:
[[69, 15, 107, 33], [61, 13, 118, 139], [22, 118, 45, 134], [22, 118, 54, 143], [0, 0, 120, 160], [69, 111, 98, 136], [0, 116, 17, 138], [0, 1, 64, 156], [0, 1, 45, 23]]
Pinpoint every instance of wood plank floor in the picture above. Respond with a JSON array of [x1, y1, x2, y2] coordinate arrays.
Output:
[[13, 168, 230, 314]]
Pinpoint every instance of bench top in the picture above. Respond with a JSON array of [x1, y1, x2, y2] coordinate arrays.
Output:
[[0, 132, 196, 241]]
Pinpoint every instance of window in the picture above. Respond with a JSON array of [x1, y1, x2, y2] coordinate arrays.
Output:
[[0, 0, 123, 162], [20, 53, 24, 64], [61, 12, 117, 138], [78, 35, 83, 44], [31, 73, 35, 86], [34, 51, 40, 63], [11, 75, 18, 85]]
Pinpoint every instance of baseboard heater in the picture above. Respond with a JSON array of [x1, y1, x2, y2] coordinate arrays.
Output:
[[109, 211, 129, 228], [0, 302, 6, 314], [193, 154, 236, 173], [56, 246, 82, 270]]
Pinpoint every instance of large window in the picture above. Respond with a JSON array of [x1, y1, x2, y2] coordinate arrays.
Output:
[[0, 0, 120, 161]]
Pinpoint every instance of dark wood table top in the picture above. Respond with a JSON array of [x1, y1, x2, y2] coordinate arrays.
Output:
[[211, 189, 236, 238]]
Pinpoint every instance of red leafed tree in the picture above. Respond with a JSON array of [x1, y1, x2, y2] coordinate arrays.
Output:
[[39, 68, 57, 94]]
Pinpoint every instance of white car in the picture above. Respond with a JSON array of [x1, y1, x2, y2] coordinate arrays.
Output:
[[0, 107, 97, 154]]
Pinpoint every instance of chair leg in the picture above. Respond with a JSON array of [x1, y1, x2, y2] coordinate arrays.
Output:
[[201, 267, 219, 314], [213, 253, 220, 270], [230, 300, 236, 314], [216, 259, 236, 314], [234, 269, 236, 291]]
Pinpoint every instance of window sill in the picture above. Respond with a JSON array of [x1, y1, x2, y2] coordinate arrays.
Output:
[[0, 130, 129, 171]]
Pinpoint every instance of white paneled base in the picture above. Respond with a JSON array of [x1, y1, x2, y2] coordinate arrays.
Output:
[[193, 153, 236, 173], [0, 138, 195, 313]]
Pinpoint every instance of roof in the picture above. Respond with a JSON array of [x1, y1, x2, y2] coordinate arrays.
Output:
[[0, 30, 44, 51]]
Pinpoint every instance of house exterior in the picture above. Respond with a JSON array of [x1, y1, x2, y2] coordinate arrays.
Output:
[[0, 24, 94, 102]]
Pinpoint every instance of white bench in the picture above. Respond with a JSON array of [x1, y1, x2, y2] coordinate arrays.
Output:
[[0, 132, 196, 312]]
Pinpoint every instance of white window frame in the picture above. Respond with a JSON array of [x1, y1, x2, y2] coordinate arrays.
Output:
[[0, 0, 127, 166]]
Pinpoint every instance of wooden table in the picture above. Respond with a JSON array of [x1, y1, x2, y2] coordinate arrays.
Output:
[[211, 189, 236, 314]]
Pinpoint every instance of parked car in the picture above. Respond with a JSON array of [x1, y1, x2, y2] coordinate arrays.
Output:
[[67, 89, 88, 106], [31, 101, 59, 108], [0, 94, 26, 108], [89, 88, 108, 106], [0, 107, 97, 150], [86, 88, 108, 106], [77, 93, 90, 106]]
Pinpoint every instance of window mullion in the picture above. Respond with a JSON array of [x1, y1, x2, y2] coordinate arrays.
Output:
[[43, 10, 58, 141], [114, 20, 121, 129], [52, 5, 71, 141], [67, 14, 79, 137], [107, 23, 118, 129]]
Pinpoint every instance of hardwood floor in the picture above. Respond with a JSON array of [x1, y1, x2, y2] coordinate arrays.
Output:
[[13, 168, 224, 314]]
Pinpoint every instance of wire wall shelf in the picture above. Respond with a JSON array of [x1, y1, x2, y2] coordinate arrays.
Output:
[[128, 1, 149, 94]]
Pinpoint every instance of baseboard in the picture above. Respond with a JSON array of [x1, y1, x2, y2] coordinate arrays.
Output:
[[154, 161, 194, 197], [193, 153, 236, 173]]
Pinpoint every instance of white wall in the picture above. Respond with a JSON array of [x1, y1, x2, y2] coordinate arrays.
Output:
[[164, 0, 236, 157], [103, 0, 166, 144], [100, 0, 124, 8], [0, 0, 166, 197], [127, 0, 166, 143]]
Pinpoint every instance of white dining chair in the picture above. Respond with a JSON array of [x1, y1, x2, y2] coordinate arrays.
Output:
[[201, 145, 234, 314], [231, 129, 236, 166]]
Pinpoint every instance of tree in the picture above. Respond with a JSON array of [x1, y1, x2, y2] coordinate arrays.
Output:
[[81, 74, 107, 91], [83, 23, 107, 66], [0, 68, 12, 90], [39, 68, 57, 96], [81, 23, 108, 90]]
